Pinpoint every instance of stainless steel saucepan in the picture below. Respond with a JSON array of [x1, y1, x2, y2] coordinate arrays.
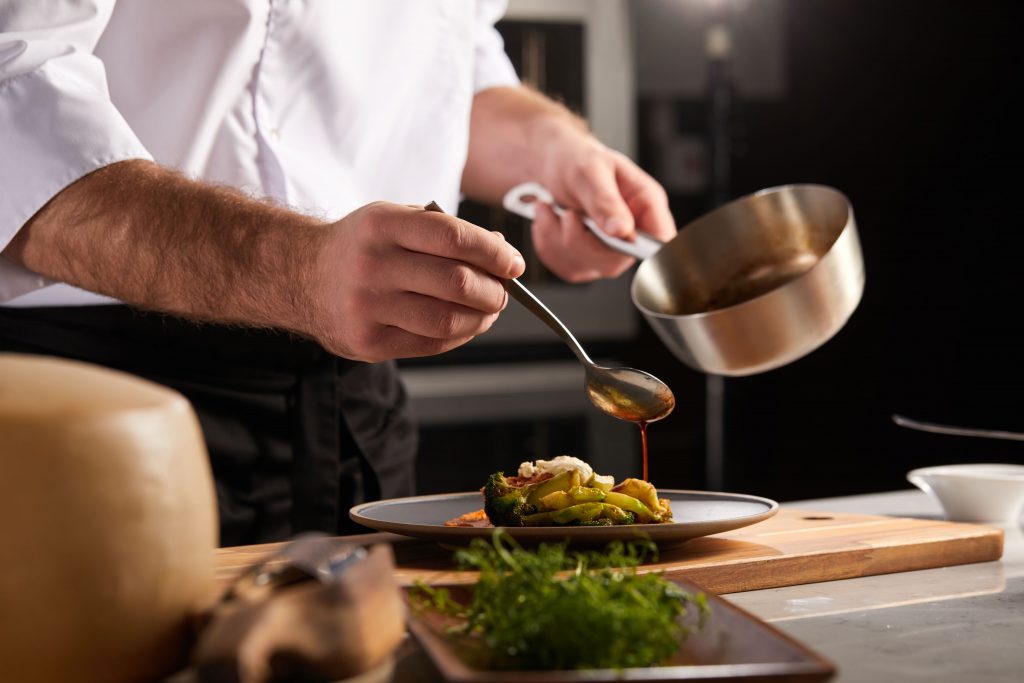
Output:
[[503, 182, 865, 376]]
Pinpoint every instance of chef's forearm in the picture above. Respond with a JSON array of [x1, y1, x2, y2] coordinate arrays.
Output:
[[462, 86, 588, 205], [2, 159, 325, 334]]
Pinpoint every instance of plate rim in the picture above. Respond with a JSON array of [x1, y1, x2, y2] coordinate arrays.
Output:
[[349, 489, 779, 543]]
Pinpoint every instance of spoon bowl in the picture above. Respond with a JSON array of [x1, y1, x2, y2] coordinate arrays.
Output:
[[503, 277, 675, 424], [586, 365, 676, 424]]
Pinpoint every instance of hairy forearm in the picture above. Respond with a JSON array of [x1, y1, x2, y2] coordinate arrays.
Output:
[[462, 86, 588, 205], [2, 160, 325, 334]]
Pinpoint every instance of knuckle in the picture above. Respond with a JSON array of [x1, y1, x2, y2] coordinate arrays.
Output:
[[363, 200, 390, 218], [358, 201, 388, 231], [486, 239, 506, 268], [447, 265, 475, 298], [569, 159, 594, 184], [434, 309, 463, 338], [490, 285, 507, 314], [439, 220, 468, 253], [593, 197, 622, 217]]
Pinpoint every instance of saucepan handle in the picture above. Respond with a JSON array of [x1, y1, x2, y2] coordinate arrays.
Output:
[[502, 182, 663, 261]]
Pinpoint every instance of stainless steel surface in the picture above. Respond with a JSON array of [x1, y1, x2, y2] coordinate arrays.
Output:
[[505, 278, 675, 424], [893, 414, 1024, 442], [503, 183, 865, 377], [633, 184, 864, 376]]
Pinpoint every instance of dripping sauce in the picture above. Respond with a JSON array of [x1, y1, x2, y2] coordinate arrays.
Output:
[[639, 422, 649, 481]]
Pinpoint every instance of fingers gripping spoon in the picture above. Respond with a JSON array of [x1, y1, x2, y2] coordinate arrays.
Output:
[[423, 201, 676, 427]]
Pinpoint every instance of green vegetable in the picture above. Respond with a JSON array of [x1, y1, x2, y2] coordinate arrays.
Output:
[[482, 469, 673, 527], [537, 489, 573, 510], [411, 532, 709, 671], [482, 472, 538, 526], [603, 491, 661, 522], [525, 469, 579, 505], [538, 486, 607, 511], [521, 502, 636, 526]]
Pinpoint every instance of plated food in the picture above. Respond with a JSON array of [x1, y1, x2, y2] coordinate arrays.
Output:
[[350, 455, 779, 546], [447, 456, 674, 528]]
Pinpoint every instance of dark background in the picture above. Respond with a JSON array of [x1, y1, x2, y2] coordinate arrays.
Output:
[[413, 1, 1024, 503], [629, 0, 1024, 501]]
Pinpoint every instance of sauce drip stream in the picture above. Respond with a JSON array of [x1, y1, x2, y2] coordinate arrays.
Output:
[[639, 421, 649, 481]]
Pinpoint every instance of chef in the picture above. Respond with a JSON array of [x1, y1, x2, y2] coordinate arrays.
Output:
[[0, 1, 676, 545]]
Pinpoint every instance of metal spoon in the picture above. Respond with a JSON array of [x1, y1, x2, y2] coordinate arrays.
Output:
[[425, 201, 676, 424], [505, 278, 676, 423], [892, 414, 1024, 442]]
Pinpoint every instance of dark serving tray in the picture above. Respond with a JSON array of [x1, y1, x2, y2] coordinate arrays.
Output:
[[404, 577, 834, 683]]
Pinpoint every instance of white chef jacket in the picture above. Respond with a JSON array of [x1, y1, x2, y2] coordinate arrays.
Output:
[[0, 0, 518, 307]]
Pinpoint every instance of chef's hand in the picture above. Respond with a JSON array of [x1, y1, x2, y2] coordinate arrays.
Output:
[[313, 202, 525, 362], [529, 122, 677, 283]]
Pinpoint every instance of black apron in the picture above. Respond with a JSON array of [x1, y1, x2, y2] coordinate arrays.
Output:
[[0, 305, 416, 547]]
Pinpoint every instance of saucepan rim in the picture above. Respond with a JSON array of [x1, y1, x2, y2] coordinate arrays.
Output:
[[631, 182, 856, 321]]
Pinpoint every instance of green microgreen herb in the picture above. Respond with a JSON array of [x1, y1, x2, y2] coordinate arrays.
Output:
[[411, 531, 709, 671]]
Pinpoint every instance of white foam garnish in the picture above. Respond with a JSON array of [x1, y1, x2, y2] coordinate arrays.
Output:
[[518, 455, 594, 483]]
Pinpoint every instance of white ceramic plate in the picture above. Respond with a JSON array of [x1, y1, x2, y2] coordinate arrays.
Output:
[[350, 490, 778, 548]]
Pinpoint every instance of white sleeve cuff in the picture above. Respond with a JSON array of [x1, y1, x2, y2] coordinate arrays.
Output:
[[0, 52, 152, 302]]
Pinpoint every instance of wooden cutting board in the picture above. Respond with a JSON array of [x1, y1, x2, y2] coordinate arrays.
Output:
[[213, 508, 1004, 595]]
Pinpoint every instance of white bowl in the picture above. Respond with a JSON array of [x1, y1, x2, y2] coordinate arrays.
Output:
[[907, 463, 1024, 524]]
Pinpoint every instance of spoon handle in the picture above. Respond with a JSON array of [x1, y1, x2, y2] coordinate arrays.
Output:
[[504, 278, 593, 366], [422, 200, 593, 367], [892, 414, 1024, 442]]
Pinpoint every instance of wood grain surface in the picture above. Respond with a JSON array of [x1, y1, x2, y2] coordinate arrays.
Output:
[[214, 508, 1004, 595]]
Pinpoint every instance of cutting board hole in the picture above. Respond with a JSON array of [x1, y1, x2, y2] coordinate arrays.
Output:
[[802, 515, 834, 520]]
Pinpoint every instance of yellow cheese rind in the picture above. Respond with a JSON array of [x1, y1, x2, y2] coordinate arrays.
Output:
[[0, 354, 218, 683]]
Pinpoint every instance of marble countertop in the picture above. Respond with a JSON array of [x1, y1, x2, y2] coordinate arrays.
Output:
[[725, 489, 1024, 683]]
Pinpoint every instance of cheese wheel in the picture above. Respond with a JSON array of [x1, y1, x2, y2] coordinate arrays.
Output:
[[0, 354, 218, 683]]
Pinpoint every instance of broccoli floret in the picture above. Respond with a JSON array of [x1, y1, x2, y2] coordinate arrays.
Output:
[[483, 472, 536, 527]]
